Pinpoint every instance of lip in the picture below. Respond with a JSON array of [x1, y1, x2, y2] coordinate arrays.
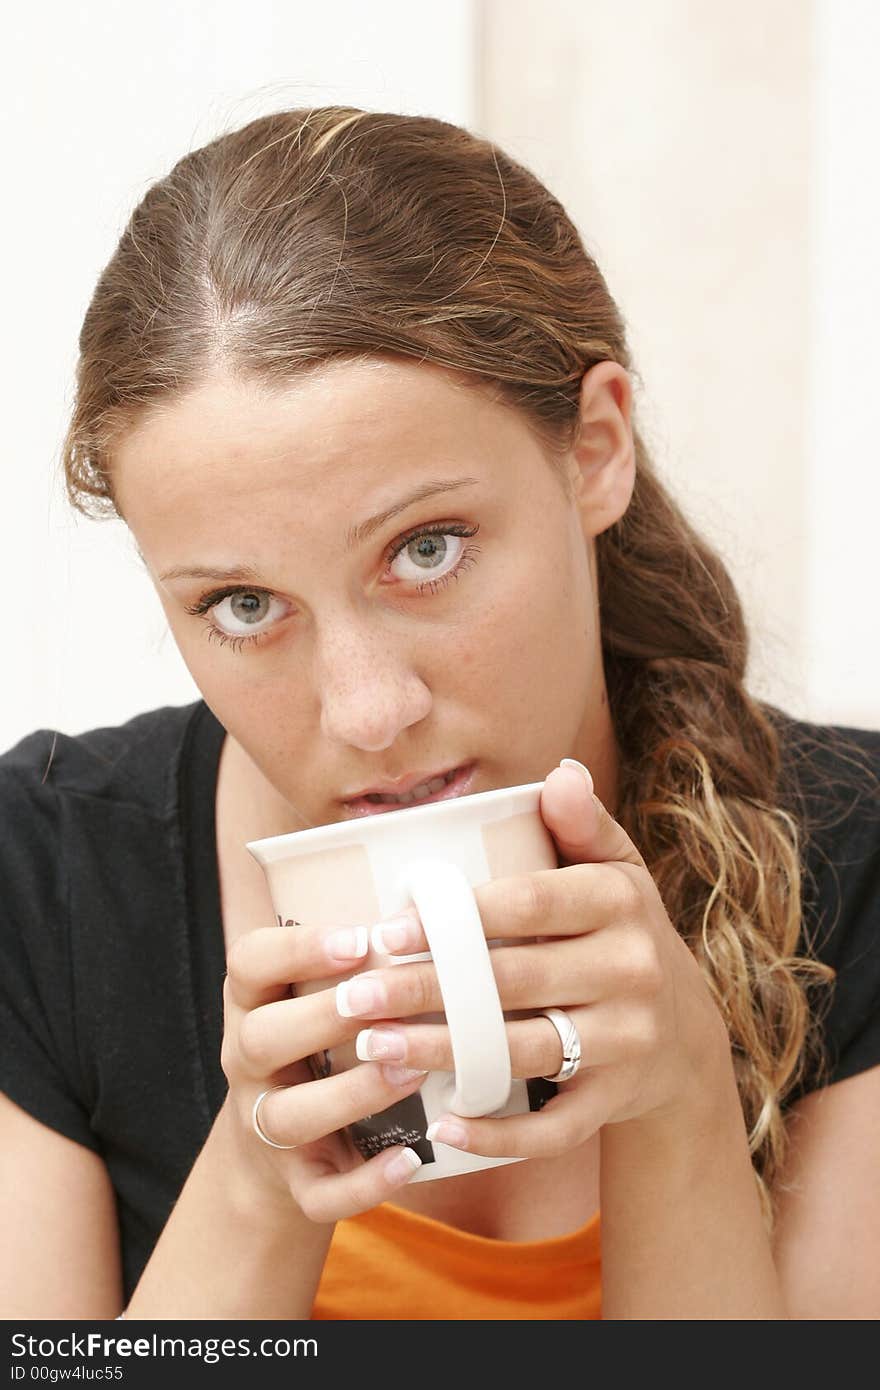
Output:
[[341, 763, 476, 817], [342, 761, 470, 800]]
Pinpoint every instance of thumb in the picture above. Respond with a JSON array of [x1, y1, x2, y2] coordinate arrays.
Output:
[[540, 758, 645, 869]]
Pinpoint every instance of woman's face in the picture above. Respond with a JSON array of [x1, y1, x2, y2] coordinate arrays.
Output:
[[113, 357, 625, 830]]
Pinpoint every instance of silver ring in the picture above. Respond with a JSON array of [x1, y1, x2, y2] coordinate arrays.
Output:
[[540, 1008, 582, 1083], [251, 1086, 297, 1150]]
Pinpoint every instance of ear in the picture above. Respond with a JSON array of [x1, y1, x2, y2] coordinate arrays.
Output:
[[564, 361, 636, 537]]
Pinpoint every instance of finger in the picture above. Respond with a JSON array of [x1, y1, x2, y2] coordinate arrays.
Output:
[[225, 923, 360, 1010], [540, 761, 646, 870], [353, 1002, 637, 1079], [332, 926, 649, 1023], [295, 1145, 425, 1223], [423, 1078, 615, 1162], [352, 1014, 578, 1078], [252, 1062, 428, 1150], [370, 865, 625, 959], [236, 981, 382, 1078], [473, 861, 648, 945], [226, 910, 421, 1010], [371, 852, 647, 968]]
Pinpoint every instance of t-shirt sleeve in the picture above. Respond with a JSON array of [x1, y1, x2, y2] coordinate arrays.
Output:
[[0, 732, 100, 1151], [784, 722, 880, 1105]]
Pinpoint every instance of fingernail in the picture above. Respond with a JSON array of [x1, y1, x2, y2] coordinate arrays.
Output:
[[356, 1027, 407, 1062], [335, 975, 387, 1017], [381, 1064, 428, 1085], [559, 758, 594, 796], [370, 912, 419, 955], [425, 1118, 469, 1149], [325, 925, 369, 962], [385, 1147, 422, 1184]]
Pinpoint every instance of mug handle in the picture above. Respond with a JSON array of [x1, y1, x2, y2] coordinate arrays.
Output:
[[396, 857, 512, 1118]]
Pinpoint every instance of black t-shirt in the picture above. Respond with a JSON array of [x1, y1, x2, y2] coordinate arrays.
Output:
[[0, 700, 878, 1302]]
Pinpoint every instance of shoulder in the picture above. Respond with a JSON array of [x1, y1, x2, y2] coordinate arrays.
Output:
[[768, 709, 880, 1099], [771, 709, 880, 829], [0, 700, 212, 818], [769, 710, 880, 954], [0, 700, 226, 1153], [0, 701, 219, 917]]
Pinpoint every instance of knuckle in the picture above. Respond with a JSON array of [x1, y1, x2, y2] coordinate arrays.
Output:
[[237, 1008, 275, 1073], [219, 1034, 239, 1084], [607, 863, 644, 918], [400, 965, 436, 1016], [537, 1123, 573, 1160], [225, 932, 259, 988], [627, 1005, 661, 1055], [297, 1187, 325, 1224], [349, 1162, 387, 1214], [411, 1028, 447, 1071], [506, 873, 550, 932], [633, 934, 664, 994], [496, 943, 541, 1000], [522, 1024, 553, 1077], [340, 1058, 379, 1111], [620, 930, 662, 995]]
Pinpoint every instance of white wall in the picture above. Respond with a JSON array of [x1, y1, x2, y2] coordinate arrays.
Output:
[[806, 0, 880, 727], [1, 0, 476, 750]]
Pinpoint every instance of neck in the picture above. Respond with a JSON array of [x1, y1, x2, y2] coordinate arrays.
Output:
[[573, 671, 620, 818]]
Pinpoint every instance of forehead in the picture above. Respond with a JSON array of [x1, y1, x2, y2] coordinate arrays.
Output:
[[112, 358, 519, 504], [108, 358, 556, 553]]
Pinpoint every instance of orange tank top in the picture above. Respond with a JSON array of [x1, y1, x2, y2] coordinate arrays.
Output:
[[311, 1202, 602, 1320]]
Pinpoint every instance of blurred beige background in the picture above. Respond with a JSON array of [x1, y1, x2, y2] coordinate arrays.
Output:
[[2, 0, 877, 749], [479, 0, 877, 729]]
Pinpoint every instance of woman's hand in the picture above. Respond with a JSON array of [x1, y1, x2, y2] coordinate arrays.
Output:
[[220, 915, 431, 1223], [342, 760, 731, 1159]]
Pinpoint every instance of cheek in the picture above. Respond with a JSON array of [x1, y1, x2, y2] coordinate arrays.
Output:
[[448, 547, 593, 695], [162, 608, 265, 715]]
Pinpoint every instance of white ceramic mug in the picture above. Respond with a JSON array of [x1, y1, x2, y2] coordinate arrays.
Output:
[[246, 781, 559, 1182]]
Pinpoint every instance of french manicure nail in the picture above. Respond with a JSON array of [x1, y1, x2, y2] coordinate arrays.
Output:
[[385, 1147, 423, 1183], [335, 976, 387, 1017], [425, 1118, 469, 1149], [356, 1027, 407, 1062], [370, 913, 419, 955], [325, 925, 369, 962], [559, 758, 594, 796]]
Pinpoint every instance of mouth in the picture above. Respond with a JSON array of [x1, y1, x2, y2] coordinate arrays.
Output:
[[341, 763, 477, 817]]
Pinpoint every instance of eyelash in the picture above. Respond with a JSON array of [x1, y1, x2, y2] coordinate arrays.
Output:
[[184, 521, 482, 653]]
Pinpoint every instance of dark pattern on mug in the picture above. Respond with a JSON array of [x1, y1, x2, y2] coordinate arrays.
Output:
[[527, 1077, 558, 1111], [351, 1091, 435, 1165]]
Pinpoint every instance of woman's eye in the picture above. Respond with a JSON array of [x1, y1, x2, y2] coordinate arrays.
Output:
[[387, 524, 479, 589], [198, 590, 289, 638], [182, 586, 291, 652]]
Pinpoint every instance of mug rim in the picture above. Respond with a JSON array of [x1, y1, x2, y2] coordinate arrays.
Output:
[[246, 779, 546, 864]]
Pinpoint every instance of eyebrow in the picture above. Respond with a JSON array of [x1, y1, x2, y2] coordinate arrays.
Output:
[[158, 477, 481, 584]]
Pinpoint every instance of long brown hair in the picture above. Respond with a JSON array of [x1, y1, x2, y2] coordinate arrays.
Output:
[[61, 106, 834, 1223]]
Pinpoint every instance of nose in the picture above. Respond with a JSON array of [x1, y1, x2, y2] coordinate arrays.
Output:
[[316, 618, 433, 752]]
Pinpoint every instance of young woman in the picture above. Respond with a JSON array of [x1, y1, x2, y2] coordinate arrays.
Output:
[[1, 107, 878, 1321]]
